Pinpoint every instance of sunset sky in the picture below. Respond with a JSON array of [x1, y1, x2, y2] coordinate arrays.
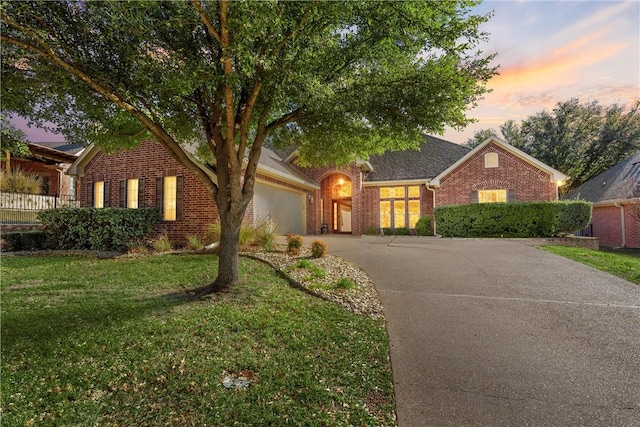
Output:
[[442, 0, 640, 144], [9, 0, 640, 146]]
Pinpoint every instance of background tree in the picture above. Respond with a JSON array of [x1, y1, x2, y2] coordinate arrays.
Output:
[[0, 114, 29, 170], [1, 0, 497, 291], [464, 99, 640, 190]]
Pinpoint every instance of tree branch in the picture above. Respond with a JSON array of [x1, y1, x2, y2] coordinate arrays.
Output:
[[190, 0, 221, 45], [270, 0, 318, 56], [266, 107, 304, 131]]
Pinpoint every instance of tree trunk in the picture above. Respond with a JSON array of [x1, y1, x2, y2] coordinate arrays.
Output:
[[211, 209, 242, 292]]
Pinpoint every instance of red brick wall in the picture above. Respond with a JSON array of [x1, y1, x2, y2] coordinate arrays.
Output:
[[592, 204, 640, 248], [80, 140, 220, 244], [79, 140, 315, 243], [436, 142, 557, 206]]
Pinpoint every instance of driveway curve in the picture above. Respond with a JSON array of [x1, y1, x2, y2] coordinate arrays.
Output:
[[322, 236, 640, 427]]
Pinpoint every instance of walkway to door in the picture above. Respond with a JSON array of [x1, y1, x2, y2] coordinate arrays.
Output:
[[320, 236, 640, 426]]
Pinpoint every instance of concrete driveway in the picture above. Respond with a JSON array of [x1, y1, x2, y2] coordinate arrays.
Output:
[[321, 236, 640, 426]]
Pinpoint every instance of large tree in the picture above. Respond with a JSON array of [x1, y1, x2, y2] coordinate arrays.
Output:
[[465, 99, 640, 189], [1, 0, 496, 291]]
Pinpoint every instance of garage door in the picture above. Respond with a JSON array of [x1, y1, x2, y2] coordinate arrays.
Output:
[[253, 181, 305, 235]]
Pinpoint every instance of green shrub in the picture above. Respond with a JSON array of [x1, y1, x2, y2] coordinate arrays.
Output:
[[363, 225, 380, 236], [310, 240, 327, 258], [2, 230, 51, 251], [395, 227, 410, 236], [381, 227, 410, 236], [415, 215, 433, 236], [286, 234, 303, 255], [38, 208, 161, 251], [294, 259, 313, 269], [434, 201, 592, 238], [334, 277, 355, 290]]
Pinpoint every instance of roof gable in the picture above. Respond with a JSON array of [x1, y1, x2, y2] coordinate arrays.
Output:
[[429, 136, 569, 186], [564, 151, 640, 203]]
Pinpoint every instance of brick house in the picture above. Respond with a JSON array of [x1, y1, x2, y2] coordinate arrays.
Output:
[[67, 135, 568, 242], [564, 151, 640, 248]]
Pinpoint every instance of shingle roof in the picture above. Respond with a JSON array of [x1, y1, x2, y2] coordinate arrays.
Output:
[[29, 141, 86, 155], [364, 135, 470, 182], [258, 146, 319, 189], [563, 151, 640, 203]]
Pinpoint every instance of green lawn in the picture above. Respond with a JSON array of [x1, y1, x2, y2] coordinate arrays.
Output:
[[1, 254, 395, 426], [542, 246, 640, 285]]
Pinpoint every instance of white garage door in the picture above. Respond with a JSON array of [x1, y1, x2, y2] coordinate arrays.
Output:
[[253, 181, 305, 235]]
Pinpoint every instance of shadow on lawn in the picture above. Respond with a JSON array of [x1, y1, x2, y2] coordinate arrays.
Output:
[[1, 292, 191, 353]]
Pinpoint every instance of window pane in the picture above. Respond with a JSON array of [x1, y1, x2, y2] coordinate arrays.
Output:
[[479, 189, 506, 203], [164, 176, 177, 220], [394, 200, 405, 228], [380, 201, 391, 228], [408, 200, 420, 228], [127, 179, 139, 209], [408, 186, 420, 198], [380, 187, 391, 199], [393, 187, 405, 198], [94, 181, 104, 208]]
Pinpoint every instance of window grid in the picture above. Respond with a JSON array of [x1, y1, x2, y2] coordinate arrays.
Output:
[[379, 186, 420, 229]]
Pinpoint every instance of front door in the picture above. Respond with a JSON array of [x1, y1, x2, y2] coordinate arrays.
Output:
[[333, 200, 352, 233]]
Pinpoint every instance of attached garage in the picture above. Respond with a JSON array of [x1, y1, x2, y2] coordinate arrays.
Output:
[[253, 181, 306, 235]]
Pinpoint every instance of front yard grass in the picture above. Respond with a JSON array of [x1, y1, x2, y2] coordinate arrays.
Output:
[[542, 246, 640, 285], [1, 254, 395, 426]]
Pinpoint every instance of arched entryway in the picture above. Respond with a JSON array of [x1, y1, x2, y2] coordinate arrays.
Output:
[[330, 176, 352, 233]]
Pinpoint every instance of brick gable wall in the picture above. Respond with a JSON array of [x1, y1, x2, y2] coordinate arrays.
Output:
[[79, 140, 219, 244], [78, 140, 314, 243], [436, 142, 557, 206]]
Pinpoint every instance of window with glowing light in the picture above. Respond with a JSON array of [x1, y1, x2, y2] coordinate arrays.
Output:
[[379, 185, 420, 229]]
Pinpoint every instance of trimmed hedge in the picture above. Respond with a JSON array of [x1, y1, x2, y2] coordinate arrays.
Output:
[[434, 201, 592, 238], [2, 230, 52, 251], [38, 208, 162, 251]]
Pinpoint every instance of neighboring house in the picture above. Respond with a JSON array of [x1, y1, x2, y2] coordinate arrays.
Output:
[[66, 135, 568, 243], [3, 142, 84, 197], [564, 152, 640, 248]]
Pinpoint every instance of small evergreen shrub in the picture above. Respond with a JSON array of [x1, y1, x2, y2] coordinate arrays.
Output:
[[363, 225, 380, 236], [415, 216, 433, 236], [310, 240, 328, 258], [286, 234, 303, 255], [38, 207, 161, 251], [382, 227, 410, 236]]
